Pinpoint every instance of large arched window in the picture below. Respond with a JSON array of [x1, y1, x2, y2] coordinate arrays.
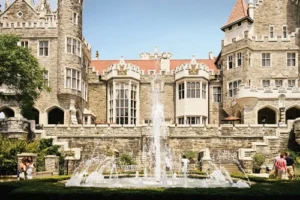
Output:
[[258, 107, 277, 124], [0, 107, 15, 119], [24, 108, 40, 125], [286, 107, 300, 122], [108, 81, 138, 125], [48, 107, 64, 125]]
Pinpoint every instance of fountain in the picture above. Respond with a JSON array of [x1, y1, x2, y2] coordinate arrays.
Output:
[[65, 59, 250, 188]]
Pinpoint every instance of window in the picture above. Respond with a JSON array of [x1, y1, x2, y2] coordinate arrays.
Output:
[[83, 57, 89, 73], [178, 117, 184, 125], [65, 68, 81, 90], [66, 37, 81, 57], [229, 80, 242, 97], [283, 26, 287, 39], [262, 80, 270, 87], [262, 53, 271, 67], [275, 80, 283, 87], [109, 82, 138, 125], [39, 41, 49, 56], [228, 55, 233, 69], [237, 53, 242, 67], [20, 41, 28, 48], [202, 83, 207, 99], [187, 82, 201, 98], [144, 120, 152, 125], [288, 80, 296, 87], [269, 26, 274, 38], [44, 70, 49, 86], [82, 81, 88, 101], [213, 87, 222, 103], [178, 83, 185, 100], [187, 117, 201, 125], [72, 12, 79, 24], [287, 53, 296, 67]]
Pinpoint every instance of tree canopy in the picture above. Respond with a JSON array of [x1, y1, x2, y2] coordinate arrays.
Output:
[[0, 34, 49, 116]]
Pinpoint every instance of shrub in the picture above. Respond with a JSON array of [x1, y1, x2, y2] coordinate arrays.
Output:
[[253, 153, 265, 170], [117, 154, 136, 165]]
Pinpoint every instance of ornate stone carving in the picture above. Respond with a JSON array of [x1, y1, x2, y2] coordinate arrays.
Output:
[[117, 65, 127, 75], [189, 65, 199, 75]]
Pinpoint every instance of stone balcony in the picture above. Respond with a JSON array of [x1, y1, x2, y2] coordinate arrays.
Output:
[[236, 84, 300, 107]]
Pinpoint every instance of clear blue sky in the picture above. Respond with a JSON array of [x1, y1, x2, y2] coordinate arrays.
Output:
[[0, 0, 239, 59]]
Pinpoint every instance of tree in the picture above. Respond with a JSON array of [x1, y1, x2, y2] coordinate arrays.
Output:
[[0, 34, 49, 116]]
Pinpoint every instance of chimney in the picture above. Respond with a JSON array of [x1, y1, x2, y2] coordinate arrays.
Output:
[[95, 51, 99, 60], [209, 51, 214, 60], [248, 0, 254, 20]]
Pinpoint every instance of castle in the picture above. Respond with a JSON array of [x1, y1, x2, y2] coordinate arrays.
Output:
[[0, 0, 300, 173]]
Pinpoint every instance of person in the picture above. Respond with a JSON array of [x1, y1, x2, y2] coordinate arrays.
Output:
[[275, 153, 287, 180], [284, 152, 295, 180], [273, 153, 280, 179], [181, 155, 190, 174], [18, 157, 27, 180], [26, 157, 34, 180], [261, 117, 266, 124]]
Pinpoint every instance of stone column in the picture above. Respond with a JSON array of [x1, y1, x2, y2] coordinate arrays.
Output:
[[240, 159, 253, 174], [45, 155, 59, 175], [17, 153, 37, 177]]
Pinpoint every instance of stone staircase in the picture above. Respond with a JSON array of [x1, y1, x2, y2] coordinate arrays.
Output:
[[35, 129, 81, 161]]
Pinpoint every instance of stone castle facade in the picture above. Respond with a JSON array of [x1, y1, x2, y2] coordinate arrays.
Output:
[[1, 0, 300, 173]]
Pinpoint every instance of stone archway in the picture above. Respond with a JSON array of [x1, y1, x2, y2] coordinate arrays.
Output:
[[258, 107, 277, 124], [286, 107, 300, 122], [0, 107, 15, 119], [48, 107, 64, 125]]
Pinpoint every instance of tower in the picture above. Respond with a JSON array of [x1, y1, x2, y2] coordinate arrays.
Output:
[[57, 0, 90, 124]]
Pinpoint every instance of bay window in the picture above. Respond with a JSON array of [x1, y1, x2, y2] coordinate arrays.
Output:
[[65, 68, 81, 90]]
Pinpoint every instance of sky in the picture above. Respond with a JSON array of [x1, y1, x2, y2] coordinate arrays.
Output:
[[0, 0, 240, 60]]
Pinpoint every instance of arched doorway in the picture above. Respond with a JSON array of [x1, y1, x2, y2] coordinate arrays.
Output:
[[24, 108, 40, 125], [258, 107, 277, 124], [48, 107, 64, 125], [0, 107, 15, 119], [286, 107, 300, 122]]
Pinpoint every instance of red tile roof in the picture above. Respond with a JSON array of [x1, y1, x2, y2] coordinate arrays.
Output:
[[91, 59, 217, 75], [225, 0, 248, 26]]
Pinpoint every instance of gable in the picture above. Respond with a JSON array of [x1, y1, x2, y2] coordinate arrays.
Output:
[[0, 0, 38, 21]]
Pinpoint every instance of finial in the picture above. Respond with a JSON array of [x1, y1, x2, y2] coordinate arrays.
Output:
[[154, 46, 158, 53], [5, 0, 10, 9], [95, 51, 99, 60]]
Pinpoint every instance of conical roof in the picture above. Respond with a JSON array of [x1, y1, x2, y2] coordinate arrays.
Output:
[[222, 0, 250, 30]]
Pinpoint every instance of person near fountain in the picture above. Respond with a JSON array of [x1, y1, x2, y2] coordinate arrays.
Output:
[[284, 152, 295, 180], [272, 153, 280, 179], [26, 157, 35, 180], [18, 157, 27, 180], [181, 155, 190, 173], [275, 153, 287, 180]]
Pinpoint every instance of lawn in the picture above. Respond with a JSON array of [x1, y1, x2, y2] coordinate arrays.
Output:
[[1, 175, 300, 200]]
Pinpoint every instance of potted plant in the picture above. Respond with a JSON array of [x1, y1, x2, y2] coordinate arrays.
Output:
[[252, 153, 265, 173]]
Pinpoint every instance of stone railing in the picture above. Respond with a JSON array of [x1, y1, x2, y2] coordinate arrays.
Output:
[[1, 20, 57, 29], [0, 118, 31, 133], [237, 85, 300, 100]]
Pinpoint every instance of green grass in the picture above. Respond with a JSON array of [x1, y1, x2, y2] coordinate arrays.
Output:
[[1, 176, 300, 200]]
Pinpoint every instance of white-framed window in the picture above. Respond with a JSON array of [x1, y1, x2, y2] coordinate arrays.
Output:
[[39, 41, 49, 56], [275, 80, 283, 87], [287, 53, 296, 67], [262, 53, 271, 67], [262, 80, 270, 87], [282, 26, 287, 39], [72, 12, 79, 25], [228, 80, 242, 97], [178, 117, 184, 125], [237, 52, 242, 67], [228, 55, 233, 69], [66, 37, 82, 57], [178, 83, 185, 100], [187, 116, 201, 125], [269, 26, 274, 38], [108, 81, 139, 125], [65, 68, 81, 90], [288, 80, 296, 87], [44, 70, 49, 86], [202, 83, 207, 99], [81, 81, 88, 101], [20, 40, 28, 48], [187, 82, 201, 98], [213, 87, 222, 103]]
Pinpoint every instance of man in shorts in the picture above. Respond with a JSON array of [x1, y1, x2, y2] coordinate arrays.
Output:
[[284, 152, 295, 180]]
